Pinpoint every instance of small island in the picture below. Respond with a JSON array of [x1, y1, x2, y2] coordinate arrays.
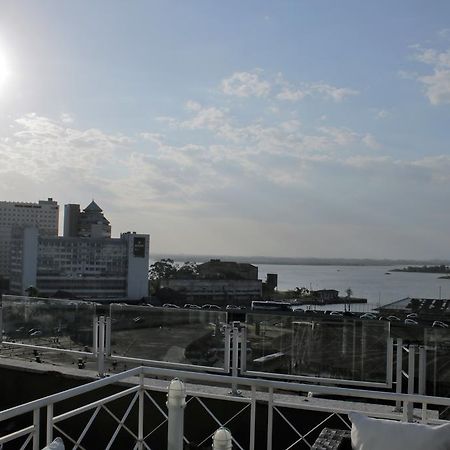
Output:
[[392, 265, 450, 274]]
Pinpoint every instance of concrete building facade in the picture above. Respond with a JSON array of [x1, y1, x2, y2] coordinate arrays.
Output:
[[0, 198, 59, 278], [160, 278, 262, 306], [63, 201, 111, 238], [197, 259, 258, 280], [10, 228, 149, 299]]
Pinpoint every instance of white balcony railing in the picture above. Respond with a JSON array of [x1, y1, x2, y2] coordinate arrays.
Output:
[[0, 365, 450, 449]]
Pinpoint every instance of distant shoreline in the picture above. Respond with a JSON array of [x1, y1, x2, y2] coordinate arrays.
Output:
[[152, 254, 450, 267]]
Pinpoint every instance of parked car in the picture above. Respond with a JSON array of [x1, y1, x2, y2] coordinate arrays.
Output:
[[432, 321, 448, 328], [360, 313, 377, 319], [406, 313, 418, 319], [184, 304, 201, 309], [404, 319, 418, 326], [203, 304, 221, 310], [329, 311, 343, 317], [387, 316, 401, 321], [163, 303, 180, 309], [226, 304, 241, 310]]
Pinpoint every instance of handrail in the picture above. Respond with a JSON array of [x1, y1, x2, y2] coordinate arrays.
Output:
[[0, 366, 142, 422], [140, 366, 450, 406], [2, 358, 450, 426]]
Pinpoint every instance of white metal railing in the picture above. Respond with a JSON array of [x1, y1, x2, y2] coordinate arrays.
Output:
[[0, 364, 450, 450]]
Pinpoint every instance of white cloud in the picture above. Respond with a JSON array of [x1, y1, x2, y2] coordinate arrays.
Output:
[[221, 71, 271, 98], [275, 75, 358, 102], [180, 104, 227, 130], [276, 87, 306, 102], [438, 28, 450, 39], [362, 133, 380, 149], [139, 132, 165, 145], [60, 113, 74, 124], [409, 155, 450, 182], [375, 109, 390, 119], [412, 45, 450, 104], [343, 155, 391, 169], [418, 70, 450, 105], [308, 82, 359, 102], [222, 70, 358, 102], [185, 100, 202, 111]]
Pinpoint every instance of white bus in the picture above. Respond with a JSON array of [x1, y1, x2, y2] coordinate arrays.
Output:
[[251, 300, 292, 312]]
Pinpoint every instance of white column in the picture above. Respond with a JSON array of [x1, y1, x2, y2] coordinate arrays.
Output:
[[167, 378, 186, 450]]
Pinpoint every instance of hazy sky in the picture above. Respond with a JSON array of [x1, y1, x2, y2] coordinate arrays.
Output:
[[0, 1, 449, 259]]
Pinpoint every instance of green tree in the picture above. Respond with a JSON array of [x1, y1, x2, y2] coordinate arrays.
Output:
[[149, 259, 179, 294], [25, 286, 39, 297], [177, 261, 199, 279]]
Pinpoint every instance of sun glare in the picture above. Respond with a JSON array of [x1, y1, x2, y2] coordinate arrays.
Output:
[[0, 44, 11, 90]]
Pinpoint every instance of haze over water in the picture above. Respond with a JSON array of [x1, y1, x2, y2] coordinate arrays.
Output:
[[257, 264, 450, 307]]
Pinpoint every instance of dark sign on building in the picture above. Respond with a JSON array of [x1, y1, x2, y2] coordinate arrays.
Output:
[[133, 237, 146, 257]]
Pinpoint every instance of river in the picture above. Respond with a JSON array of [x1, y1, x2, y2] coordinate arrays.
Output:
[[257, 264, 450, 308]]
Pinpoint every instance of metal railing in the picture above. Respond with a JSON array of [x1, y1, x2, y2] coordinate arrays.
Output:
[[0, 365, 450, 449]]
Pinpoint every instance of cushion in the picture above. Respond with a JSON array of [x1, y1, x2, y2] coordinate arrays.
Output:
[[348, 412, 450, 450], [42, 437, 65, 450]]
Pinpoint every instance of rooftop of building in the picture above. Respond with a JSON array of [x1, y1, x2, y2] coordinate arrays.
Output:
[[380, 297, 450, 315], [83, 200, 103, 213]]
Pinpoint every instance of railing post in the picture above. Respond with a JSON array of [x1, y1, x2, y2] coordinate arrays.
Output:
[[249, 386, 256, 450], [231, 322, 240, 395], [97, 316, 105, 377], [0, 304, 3, 344], [105, 316, 111, 357], [360, 321, 366, 379], [93, 315, 98, 357], [213, 427, 233, 449], [46, 404, 53, 445], [395, 338, 403, 410], [418, 346, 427, 395], [33, 408, 40, 450], [239, 325, 247, 374], [267, 386, 273, 450], [224, 324, 231, 373], [405, 345, 416, 421], [137, 372, 144, 450], [341, 318, 348, 355], [167, 378, 186, 450], [386, 337, 394, 388]]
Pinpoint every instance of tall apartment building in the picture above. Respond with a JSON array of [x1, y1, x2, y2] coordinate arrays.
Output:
[[10, 228, 149, 299], [0, 198, 59, 278]]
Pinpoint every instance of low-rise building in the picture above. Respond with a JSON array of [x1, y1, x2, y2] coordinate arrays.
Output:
[[311, 289, 339, 303], [379, 297, 450, 319], [160, 278, 262, 306], [197, 259, 258, 280]]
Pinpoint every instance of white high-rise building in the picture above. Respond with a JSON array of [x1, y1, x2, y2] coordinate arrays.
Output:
[[0, 198, 59, 278], [10, 229, 149, 299]]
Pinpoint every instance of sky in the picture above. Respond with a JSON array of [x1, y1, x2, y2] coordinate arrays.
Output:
[[0, 1, 449, 259]]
